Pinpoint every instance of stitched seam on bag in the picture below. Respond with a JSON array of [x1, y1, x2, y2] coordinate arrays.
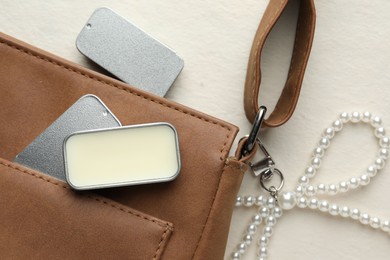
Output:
[[220, 132, 230, 160], [250, 0, 286, 119], [0, 160, 171, 230], [0, 39, 231, 161], [153, 225, 172, 260], [191, 163, 233, 259]]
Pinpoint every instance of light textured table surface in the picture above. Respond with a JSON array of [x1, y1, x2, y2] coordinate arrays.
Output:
[[1, 1, 390, 259]]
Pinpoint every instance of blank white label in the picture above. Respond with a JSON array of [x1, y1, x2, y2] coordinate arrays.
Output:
[[64, 123, 180, 190]]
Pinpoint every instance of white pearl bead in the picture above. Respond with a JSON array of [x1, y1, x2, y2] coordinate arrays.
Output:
[[313, 147, 325, 158], [349, 177, 360, 189], [319, 137, 330, 149], [380, 136, 390, 148], [263, 226, 273, 237], [340, 112, 350, 123], [237, 242, 247, 254], [258, 236, 269, 246], [266, 197, 276, 209], [259, 207, 270, 218], [231, 251, 241, 260], [266, 216, 276, 226], [278, 191, 296, 210], [298, 175, 309, 186], [235, 196, 242, 206], [329, 204, 339, 216], [367, 165, 377, 177], [305, 166, 316, 178], [350, 112, 361, 123], [350, 208, 360, 220], [324, 127, 335, 138], [375, 127, 386, 138], [379, 148, 389, 160], [311, 157, 321, 168], [360, 213, 370, 225], [308, 198, 318, 209], [328, 184, 338, 195], [252, 214, 262, 226], [333, 119, 343, 131], [243, 195, 255, 207], [317, 183, 327, 194], [380, 220, 390, 232], [375, 158, 385, 170], [258, 247, 268, 257], [360, 174, 370, 186], [295, 185, 305, 196], [339, 181, 349, 192], [273, 207, 283, 218], [305, 185, 317, 196], [319, 200, 330, 212], [362, 112, 372, 122], [370, 217, 381, 229], [371, 116, 382, 128], [297, 197, 308, 208], [340, 206, 350, 218], [247, 224, 257, 235], [255, 195, 266, 206], [243, 234, 253, 245]]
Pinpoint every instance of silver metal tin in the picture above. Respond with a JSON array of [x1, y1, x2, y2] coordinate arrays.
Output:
[[76, 7, 184, 97], [14, 94, 121, 181]]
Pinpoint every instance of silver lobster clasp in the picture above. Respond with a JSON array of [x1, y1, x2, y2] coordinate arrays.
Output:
[[241, 106, 284, 197]]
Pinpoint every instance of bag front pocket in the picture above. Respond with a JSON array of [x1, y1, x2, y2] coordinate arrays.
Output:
[[0, 159, 173, 260]]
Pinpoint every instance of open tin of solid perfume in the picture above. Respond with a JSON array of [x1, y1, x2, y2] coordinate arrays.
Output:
[[63, 122, 181, 190]]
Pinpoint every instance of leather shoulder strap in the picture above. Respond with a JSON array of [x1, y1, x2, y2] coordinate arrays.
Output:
[[244, 0, 316, 127]]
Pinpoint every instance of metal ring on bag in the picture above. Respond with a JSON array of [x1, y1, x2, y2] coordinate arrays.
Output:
[[259, 168, 284, 196]]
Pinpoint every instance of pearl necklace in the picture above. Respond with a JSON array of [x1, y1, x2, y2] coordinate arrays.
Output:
[[231, 112, 389, 260]]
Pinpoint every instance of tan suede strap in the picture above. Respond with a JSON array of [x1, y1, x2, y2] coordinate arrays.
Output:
[[244, 0, 316, 127]]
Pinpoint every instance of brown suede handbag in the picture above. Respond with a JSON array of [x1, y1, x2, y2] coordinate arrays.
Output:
[[0, 0, 315, 259]]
